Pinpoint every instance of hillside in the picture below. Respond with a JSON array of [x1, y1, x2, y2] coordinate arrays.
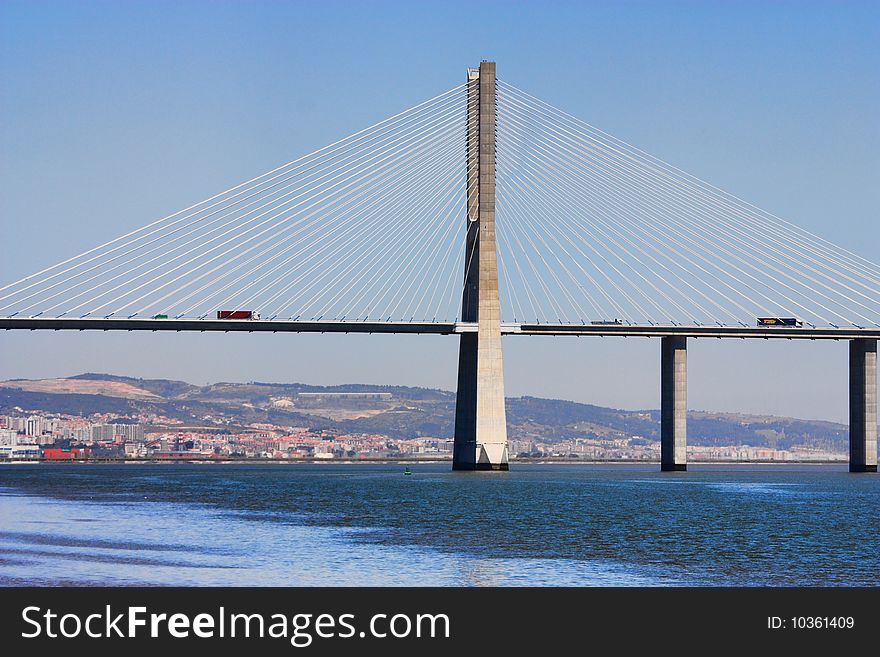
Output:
[[0, 373, 849, 452]]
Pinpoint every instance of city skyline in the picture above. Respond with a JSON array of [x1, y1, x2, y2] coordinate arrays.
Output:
[[0, 401, 848, 464]]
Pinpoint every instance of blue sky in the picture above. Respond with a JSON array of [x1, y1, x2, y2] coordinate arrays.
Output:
[[1, 1, 878, 422]]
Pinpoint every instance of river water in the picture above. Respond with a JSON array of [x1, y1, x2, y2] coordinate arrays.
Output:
[[0, 463, 876, 586]]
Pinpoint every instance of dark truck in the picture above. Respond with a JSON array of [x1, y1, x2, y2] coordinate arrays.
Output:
[[757, 317, 803, 328]]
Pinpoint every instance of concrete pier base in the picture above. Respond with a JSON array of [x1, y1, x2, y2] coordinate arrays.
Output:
[[849, 338, 877, 473], [661, 336, 687, 472], [453, 332, 509, 471]]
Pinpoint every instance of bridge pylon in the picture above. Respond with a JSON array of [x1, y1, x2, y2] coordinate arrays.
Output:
[[452, 61, 509, 471], [661, 336, 688, 471], [849, 338, 878, 472]]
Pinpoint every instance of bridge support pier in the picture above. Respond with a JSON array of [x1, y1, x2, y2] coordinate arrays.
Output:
[[661, 336, 687, 471], [452, 61, 508, 471], [849, 338, 877, 473]]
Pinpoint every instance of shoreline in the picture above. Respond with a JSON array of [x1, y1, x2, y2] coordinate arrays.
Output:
[[0, 457, 849, 466]]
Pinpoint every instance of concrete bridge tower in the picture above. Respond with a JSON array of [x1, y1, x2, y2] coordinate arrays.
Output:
[[452, 61, 509, 471]]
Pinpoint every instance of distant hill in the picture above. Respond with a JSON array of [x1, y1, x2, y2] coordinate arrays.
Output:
[[0, 373, 849, 452], [68, 373, 198, 398]]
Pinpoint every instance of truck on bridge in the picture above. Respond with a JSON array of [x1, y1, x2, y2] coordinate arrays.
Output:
[[757, 317, 803, 327], [217, 310, 261, 320]]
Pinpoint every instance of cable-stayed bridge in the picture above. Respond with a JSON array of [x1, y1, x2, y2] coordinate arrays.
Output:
[[1, 62, 877, 472]]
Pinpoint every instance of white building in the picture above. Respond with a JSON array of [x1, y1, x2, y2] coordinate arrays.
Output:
[[25, 415, 43, 437], [0, 429, 18, 446], [0, 445, 40, 459]]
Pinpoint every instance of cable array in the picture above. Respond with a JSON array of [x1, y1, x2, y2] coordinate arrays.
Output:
[[495, 81, 880, 328], [0, 83, 474, 322], [2, 75, 877, 330]]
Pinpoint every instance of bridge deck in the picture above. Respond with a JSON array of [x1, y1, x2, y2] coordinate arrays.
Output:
[[1, 317, 879, 340]]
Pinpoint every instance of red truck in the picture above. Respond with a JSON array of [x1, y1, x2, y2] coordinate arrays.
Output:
[[217, 310, 261, 320]]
